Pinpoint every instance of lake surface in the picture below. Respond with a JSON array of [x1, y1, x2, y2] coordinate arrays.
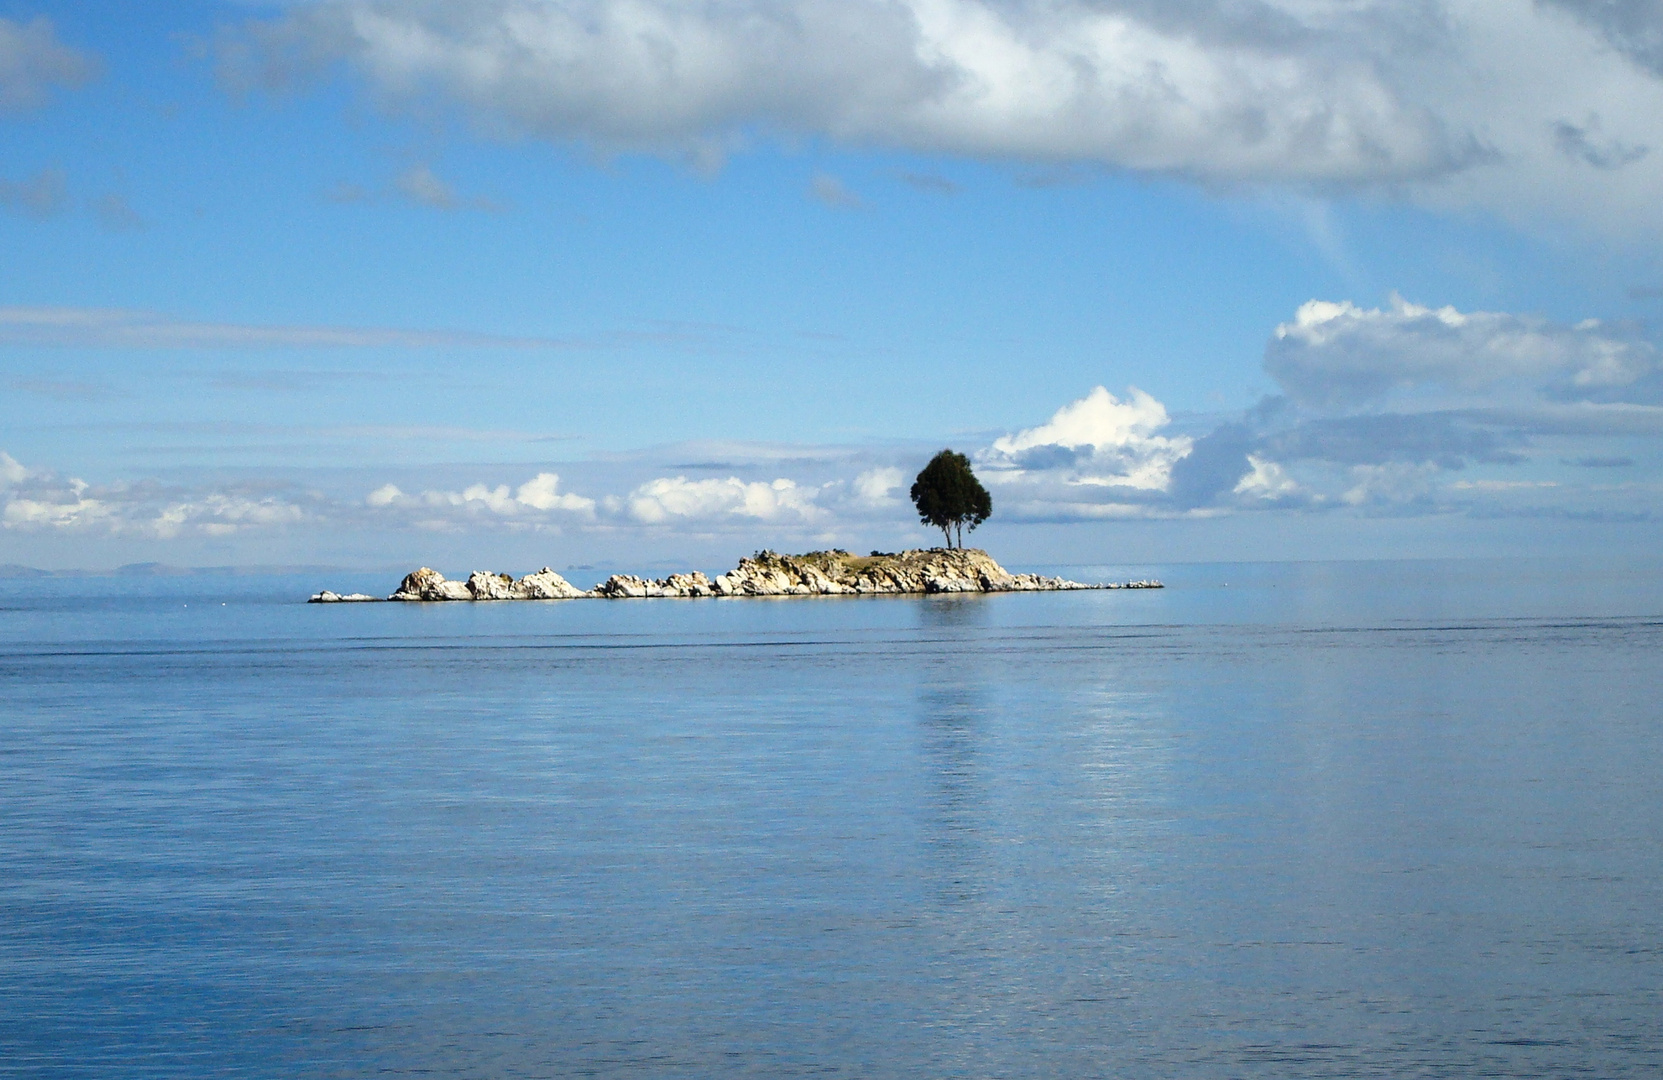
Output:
[[3, 558, 1661, 1078]]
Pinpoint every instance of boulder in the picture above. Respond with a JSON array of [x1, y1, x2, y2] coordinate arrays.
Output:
[[389, 567, 474, 601], [308, 591, 381, 603], [511, 567, 585, 599], [467, 571, 517, 600]]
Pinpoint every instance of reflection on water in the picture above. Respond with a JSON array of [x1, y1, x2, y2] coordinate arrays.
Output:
[[916, 684, 988, 906]]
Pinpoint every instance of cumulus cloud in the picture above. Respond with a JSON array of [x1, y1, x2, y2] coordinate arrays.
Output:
[[1266, 296, 1661, 410], [0, 16, 95, 112], [985, 386, 1192, 490], [1157, 292, 1663, 515], [365, 471, 596, 521], [624, 475, 821, 524], [515, 471, 595, 512], [852, 466, 904, 505], [217, 0, 1663, 231]]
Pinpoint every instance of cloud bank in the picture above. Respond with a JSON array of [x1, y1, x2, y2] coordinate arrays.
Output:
[[220, 0, 1663, 231], [6, 288, 1662, 556]]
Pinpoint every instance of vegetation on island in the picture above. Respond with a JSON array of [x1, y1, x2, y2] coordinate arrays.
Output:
[[910, 449, 993, 549]]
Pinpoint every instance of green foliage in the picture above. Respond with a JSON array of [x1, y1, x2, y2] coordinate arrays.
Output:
[[909, 449, 993, 548]]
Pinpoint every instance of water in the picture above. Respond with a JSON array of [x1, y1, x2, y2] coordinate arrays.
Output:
[[3, 559, 1661, 1077]]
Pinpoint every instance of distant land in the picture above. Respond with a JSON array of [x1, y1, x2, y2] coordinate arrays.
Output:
[[0, 563, 367, 579]]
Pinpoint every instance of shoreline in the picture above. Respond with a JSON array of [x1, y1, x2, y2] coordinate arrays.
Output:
[[310, 548, 1162, 602]]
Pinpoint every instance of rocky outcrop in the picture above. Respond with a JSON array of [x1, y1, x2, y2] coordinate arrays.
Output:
[[593, 571, 718, 598], [706, 548, 1109, 596], [308, 590, 382, 603], [314, 549, 1161, 602], [387, 566, 585, 601], [592, 549, 1159, 598]]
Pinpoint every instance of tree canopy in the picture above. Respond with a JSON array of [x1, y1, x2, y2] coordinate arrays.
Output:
[[910, 449, 992, 549]]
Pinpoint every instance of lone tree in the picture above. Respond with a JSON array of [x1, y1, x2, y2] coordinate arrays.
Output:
[[910, 449, 993, 549]]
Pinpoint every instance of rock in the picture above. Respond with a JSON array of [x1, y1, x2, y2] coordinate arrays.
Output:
[[467, 570, 517, 600], [390, 565, 589, 601], [308, 591, 381, 603], [389, 567, 480, 602], [592, 570, 717, 598], [511, 567, 586, 599]]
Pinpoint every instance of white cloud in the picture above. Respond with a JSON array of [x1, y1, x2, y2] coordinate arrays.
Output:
[[1233, 455, 1300, 500], [222, 0, 1663, 232], [1341, 462, 1440, 507], [626, 476, 821, 524], [852, 466, 904, 505], [514, 471, 595, 513], [985, 385, 1193, 490], [364, 471, 595, 521], [1266, 295, 1660, 409], [0, 452, 311, 537], [0, 451, 26, 486], [0, 16, 95, 112], [222, 0, 1464, 183], [366, 482, 403, 507], [148, 495, 306, 539]]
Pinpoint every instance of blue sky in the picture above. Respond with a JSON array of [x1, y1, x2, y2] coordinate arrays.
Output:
[[3, 0, 1663, 571]]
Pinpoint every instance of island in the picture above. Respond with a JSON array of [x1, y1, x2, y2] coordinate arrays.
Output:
[[310, 548, 1161, 602]]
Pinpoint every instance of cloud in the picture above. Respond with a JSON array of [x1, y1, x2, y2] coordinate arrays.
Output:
[[1554, 115, 1649, 170], [623, 476, 821, 524], [896, 171, 958, 194], [514, 471, 595, 512], [0, 168, 68, 218], [852, 466, 904, 505], [394, 163, 503, 211], [1233, 455, 1300, 500], [810, 172, 864, 209], [984, 385, 1193, 490], [221, 0, 1470, 185], [0, 451, 311, 538], [217, 0, 1663, 232], [0, 16, 95, 112], [9, 377, 120, 402], [1545, 0, 1663, 77], [0, 306, 574, 349], [1265, 296, 1661, 410], [365, 471, 596, 521], [92, 193, 145, 232], [0, 451, 27, 486]]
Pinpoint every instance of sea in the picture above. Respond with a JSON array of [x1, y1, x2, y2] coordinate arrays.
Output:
[[2, 557, 1661, 1078]]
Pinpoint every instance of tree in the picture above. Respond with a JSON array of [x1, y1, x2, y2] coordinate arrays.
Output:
[[910, 449, 992, 549]]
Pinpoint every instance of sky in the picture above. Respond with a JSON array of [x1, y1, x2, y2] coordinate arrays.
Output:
[[3, 0, 1663, 572]]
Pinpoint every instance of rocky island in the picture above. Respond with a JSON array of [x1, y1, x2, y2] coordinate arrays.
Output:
[[310, 548, 1161, 602]]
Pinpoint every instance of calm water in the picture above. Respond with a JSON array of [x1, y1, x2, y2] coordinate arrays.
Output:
[[2, 559, 1661, 1078]]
